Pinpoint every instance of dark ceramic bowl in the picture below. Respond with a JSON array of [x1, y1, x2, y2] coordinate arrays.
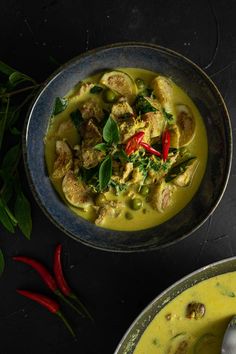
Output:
[[114, 256, 236, 353], [23, 42, 232, 252]]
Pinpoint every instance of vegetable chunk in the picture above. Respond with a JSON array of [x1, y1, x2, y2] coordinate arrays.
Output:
[[52, 141, 73, 179], [151, 182, 176, 212], [175, 104, 195, 146]]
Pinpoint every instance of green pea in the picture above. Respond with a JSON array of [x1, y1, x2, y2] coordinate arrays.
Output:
[[139, 185, 150, 196], [135, 78, 145, 90], [95, 194, 107, 206], [103, 89, 117, 103], [131, 198, 143, 210], [125, 212, 133, 220]]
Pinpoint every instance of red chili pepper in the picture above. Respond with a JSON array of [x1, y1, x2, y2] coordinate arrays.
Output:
[[162, 129, 171, 161], [125, 131, 145, 155], [13, 256, 83, 317], [139, 142, 162, 157], [54, 244, 93, 321], [17, 289, 75, 337]]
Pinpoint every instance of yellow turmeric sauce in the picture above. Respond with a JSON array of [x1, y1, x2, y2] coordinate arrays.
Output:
[[134, 271, 236, 354], [44, 68, 208, 231]]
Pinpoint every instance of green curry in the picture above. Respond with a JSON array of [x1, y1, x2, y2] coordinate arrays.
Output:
[[44, 68, 207, 231]]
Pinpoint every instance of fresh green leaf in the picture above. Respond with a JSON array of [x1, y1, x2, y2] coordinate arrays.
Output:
[[99, 156, 112, 191], [90, 85, 103, 94], [109, 179, 126, 195], [103, 116, 120, 144], [163, 108, 174, 123], [70, 108, 83, 128], [52, 97, 68, 116], [2, 144, 20, 173], [113, 149, 128, 163], [94, 143, 108, 153], [10, 126, 21, 135], [165, 157, 196, 182], [0, 98, 10, 151], [0, 248, 5, 276], [14, 191, 32, 239], [0, 198, 15, 233], [0, 60, 15, 76], [135, 95, 157, 115], [9, 71, 35, 87]]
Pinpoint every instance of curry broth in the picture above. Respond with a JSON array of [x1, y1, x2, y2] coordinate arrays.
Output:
[[44, 68, 208, 231], [133, 271, 236, 354]]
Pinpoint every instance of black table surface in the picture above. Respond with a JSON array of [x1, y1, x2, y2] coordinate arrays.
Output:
[[0, 0, 236, 353]]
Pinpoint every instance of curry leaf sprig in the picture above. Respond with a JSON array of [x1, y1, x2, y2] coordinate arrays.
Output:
[[0, 60, 40, 273]]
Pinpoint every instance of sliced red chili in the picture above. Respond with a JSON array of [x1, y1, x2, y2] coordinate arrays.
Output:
[[125, 131, 145, 155], [140, 142, 161, 157], [162, 129, 171, 161]]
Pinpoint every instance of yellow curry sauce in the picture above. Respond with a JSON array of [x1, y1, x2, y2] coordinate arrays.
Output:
[[44, 68, 208, 231], [133, 271, 236, 354]]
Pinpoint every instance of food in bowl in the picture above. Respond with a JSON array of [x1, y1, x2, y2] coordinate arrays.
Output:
[[133, 271, 236, 353], [44, 68, 207, 231]]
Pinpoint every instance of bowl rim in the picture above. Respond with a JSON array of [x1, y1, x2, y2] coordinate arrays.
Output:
[[22, 41, 233, 252], [114, 255, 236, 353]]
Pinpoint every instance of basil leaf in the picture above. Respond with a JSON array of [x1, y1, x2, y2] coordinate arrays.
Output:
[[9, 71, 35, 87], [52, 97, 68, 116], [113, 149, 128, 162], [0, 198, 15, 233], [0, 98, 9, 151], [90, 85, 103, 94], [163, 108, 174, 123], [70, 108, 83, 128], [94, 143, 108, 153], [0, 60, 15, 76], [2, 144, 20, 173], [0, 249, 5, 276], [103, 116, 120, 144], [99, 156, 112, 191], [135, 95, 157, 115], [14, 191, 32, 239]]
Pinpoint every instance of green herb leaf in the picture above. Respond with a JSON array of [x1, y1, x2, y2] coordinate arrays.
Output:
[[52, 97, 68, 116], [90, 85, 103, 94], [0, 198, 15, 233], [94, 143, 108, 153], [99, 156, 112, 191], [103, 116, 120, 144], [135, 95, 157, 115], [2, 144, 20, 173], [0, 248, 5, 276], [165, 157, 196, 182], [0, 98, 10, 151], [113, 149, 128, 163], [70, 108, 83, 128], [14, 191, 32, 239], [9, 71, 35, 87], [163, 108, 174, 123], [0, 60, 15, 76]]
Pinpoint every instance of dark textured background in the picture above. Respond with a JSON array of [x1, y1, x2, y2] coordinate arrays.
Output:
[[0, 0, 236, 353]]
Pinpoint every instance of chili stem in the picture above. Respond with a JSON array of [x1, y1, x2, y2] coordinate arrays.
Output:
[[69, 292, 94, 322], [57, 310, 76, 338], [55, 290, 84, 317]]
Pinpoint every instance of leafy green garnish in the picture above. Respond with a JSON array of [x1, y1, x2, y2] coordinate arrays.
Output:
[[163, 108, 174, 123], [129, 151, 161, 178], [135, 95, 157, 115], [70, 108, 83, 128], [90, 85, 103, 94], [109, 179, 127, 195], [94, 143, 108, 153], [0, 248, 5, 276], [113, 149, 128, 163], [99, 156, 112, 191], [103, 116, 120, 145], [216, 282, 236, 297], [14, 190, 32, 240], [52, 97, 68, 116], [165, 157, 196, 182]]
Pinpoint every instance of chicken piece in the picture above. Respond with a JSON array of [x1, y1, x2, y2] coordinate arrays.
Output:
[[83, 119, 102, 147], [52, 140, 73, 180], [81, 144, 104, 169], [141, 110, 165, 139], [80, 98, 104, 122], [111, 101, 134, 119], [95, 200, 122, 225], [173, 159, 199, 187], [152, 76, 175, 116], [62, 171, 93, 209], [120, 162, 133, 183], [176, 104, 196, 146], [169, 124, 180, 148], [151, 181, 176, 212], [77, 82, 94, 96]]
